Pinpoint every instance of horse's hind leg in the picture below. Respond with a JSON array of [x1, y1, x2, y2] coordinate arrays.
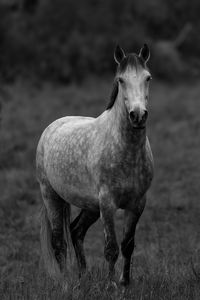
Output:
[[70, 209, 99, 276], [99, 191, 119, 279], [120, 197, 146, 286], [40, 181, 67, 272]]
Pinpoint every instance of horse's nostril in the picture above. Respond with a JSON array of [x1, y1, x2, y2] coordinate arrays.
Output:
[[129, 111, 137, 123], [142, 110, 148, 122], [130, 109, 148, 127]]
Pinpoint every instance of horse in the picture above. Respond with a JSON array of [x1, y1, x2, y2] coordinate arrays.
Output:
[[36, 44, 154, 287]]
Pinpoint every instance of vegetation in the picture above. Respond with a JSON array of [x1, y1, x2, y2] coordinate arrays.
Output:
[[0, 77, 200, 299], [0, 0, 200, 81]]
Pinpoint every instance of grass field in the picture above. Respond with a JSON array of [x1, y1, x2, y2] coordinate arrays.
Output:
[[0, 77, 200, 299]]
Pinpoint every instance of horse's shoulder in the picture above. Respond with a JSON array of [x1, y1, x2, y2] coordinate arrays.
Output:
[[144, 137, 154, 182], [145, 137, 154, 164]]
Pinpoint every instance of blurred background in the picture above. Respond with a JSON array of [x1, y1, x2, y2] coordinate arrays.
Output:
[[0, 0, 200, 82], [1, 1, 200, 299]]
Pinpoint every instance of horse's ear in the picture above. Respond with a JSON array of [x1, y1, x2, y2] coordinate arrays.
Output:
[[139, 43, 150, 63], [114, 45, 125, 64]]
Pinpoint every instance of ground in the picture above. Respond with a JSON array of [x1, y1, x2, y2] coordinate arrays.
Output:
[[0, 77, 200, 299]]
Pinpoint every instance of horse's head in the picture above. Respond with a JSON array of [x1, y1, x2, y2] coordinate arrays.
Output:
[[114, 44, 151, 129]]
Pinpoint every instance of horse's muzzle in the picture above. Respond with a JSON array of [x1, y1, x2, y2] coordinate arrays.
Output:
[[129, 109, 148, 129]]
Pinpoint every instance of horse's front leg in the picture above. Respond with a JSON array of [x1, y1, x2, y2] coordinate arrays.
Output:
[[99, 191, 119, 279], [120, 196, 146, 286]]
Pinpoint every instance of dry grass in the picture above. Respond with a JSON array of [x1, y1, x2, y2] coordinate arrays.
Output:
[[0, 77, 200, 299]]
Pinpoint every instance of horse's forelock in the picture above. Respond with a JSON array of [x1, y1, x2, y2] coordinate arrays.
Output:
[[119, 53, 145, 73]]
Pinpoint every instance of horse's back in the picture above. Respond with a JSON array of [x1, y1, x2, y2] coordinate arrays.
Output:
[[40, 116, 94, 140], [36, 115, 95, 169]]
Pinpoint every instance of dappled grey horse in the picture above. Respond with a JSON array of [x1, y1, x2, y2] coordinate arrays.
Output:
[[36, 44, 154, 286]]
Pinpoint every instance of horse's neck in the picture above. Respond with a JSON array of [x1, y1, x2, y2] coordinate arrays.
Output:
[[106, 95, 147, 151]]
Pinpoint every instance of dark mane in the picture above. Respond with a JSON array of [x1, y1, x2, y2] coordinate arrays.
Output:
[[106, 79, 119, 110], [106, 53, 146, 110]]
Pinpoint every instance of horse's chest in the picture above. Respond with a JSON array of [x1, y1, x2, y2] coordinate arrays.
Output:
[[100, 151, 153, 208]]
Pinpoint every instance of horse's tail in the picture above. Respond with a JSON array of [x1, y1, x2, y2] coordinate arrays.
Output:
[[63, 203, 73, 264], [40, 204, 72, 280]]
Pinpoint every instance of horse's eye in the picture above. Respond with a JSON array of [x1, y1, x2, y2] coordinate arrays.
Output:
[[118, 77, 124, 84], [146, 75, 152, 82]]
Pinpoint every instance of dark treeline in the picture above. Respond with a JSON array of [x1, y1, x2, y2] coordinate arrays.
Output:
[[0, 0, 200, 82]]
